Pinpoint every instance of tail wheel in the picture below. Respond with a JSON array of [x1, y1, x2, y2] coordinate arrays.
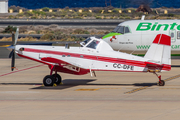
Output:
[[43, 75, 55, 86], [53, 74, 62, 85], [159, 80, 165, 86]]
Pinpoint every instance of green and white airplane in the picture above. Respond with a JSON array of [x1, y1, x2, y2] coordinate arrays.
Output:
[[102, 19, 180, 56]]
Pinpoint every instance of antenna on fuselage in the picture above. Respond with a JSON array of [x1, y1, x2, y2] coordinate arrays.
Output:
[[141, 15, 145, 20]]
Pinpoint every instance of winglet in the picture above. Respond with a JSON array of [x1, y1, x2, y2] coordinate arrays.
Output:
[[153, 34, 171, 46]]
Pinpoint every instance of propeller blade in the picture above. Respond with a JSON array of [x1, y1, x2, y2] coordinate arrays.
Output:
[[9, 49, 14, 58], [9, 28, 18, 71], [14, 28, 19, 45], [11, 51, 15, 71], [12, 32, 15, 45]]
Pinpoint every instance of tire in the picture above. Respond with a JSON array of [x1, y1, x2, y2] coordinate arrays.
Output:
[[159, 80, 165, 86], [53, 74, 62, 85], [43, 75, 55, 86]]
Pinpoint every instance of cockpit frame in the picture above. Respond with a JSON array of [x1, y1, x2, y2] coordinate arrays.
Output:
[[80, 37, 101, 50]]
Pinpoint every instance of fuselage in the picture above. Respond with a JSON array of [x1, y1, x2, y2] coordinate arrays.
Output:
[[15, 37, 164, 75], [102, 20, 180, 55]]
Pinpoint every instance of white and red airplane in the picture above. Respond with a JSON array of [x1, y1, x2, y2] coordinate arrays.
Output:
[[8, 28, 171, 86]]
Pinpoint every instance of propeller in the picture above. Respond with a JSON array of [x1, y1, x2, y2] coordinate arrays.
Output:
[[8, 28, 19, 71]]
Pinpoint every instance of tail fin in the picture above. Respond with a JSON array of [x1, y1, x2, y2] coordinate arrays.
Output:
[[144, 34, 171, 66]]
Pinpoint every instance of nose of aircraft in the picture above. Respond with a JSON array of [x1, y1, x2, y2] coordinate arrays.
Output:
[[7, 45, 15, 51]]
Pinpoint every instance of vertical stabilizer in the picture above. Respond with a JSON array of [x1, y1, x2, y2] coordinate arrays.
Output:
[[144, 34, 171, 65]]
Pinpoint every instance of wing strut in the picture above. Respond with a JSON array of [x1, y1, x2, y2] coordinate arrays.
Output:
[[89, 66, 96, 77]]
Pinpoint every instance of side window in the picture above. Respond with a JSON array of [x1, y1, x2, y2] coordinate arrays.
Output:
[[169, 29, 176, 42], [125, 27, 130, 33], [177, 31, 180, 39], [171, 32, 175, 39]]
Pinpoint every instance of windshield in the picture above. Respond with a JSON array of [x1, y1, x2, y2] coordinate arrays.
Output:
[[117, 26, 124, 34], [112, 26, 120, 33], [80, 37, 92, 47], [112, 26, 130, 34], [112, 26, 124, 34], [86, 40, 100, 49]]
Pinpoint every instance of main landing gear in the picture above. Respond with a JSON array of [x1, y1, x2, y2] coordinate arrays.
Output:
[[43, 66, 62, 86], [43, 74, 62, 86], [154, 72, 165, 86]]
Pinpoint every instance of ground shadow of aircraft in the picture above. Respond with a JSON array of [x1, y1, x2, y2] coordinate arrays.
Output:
[[31, 79, 97, 90], [2, 72, 180, 90], [31, 79, 158, 90], [0, 79, 157, 87], [0, 83, 42, 85]]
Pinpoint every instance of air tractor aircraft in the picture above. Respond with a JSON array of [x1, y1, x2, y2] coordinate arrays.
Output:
[[7, 28, 171, 86], [102, 19, 180, 56]]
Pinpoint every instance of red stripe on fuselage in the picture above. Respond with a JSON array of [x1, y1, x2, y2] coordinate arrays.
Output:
[[23, 48, 171, 71]]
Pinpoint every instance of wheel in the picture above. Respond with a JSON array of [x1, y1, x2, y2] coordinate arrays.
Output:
[[43, 75, 55, 86], [52, 74, 62, 85], [159, 80, 165, 86]]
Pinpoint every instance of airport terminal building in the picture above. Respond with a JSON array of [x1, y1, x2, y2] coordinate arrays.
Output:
[[0, 0, 8, 13]]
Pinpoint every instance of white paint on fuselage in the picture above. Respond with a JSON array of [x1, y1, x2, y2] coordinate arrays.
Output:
[[15, 42, 149, 72]]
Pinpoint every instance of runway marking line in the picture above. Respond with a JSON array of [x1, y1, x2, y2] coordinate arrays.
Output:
[[100, 88, 122, 89], [0, 45, 10, 47], [159, 88, 180, 89], [75, 88, 100, 91], [75, 88, 121, 91], [124, 74, 180, 94], [124, 86, 149, 94], [0, 64, 45, 77], [164, 74, 180, 82]]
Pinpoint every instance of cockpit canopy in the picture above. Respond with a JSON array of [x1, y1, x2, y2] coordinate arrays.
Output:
[[112, 26, 130, 34], [80, 37, 91, 46], [80, 37, 100, 49], [86, 40, 100, 49], [80, 37, 113, 51]]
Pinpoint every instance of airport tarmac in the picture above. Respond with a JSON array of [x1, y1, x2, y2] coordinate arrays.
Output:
[[0, 59, 180, 120]]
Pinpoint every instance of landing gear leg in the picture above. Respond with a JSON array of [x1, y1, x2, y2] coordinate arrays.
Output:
[[50, 65, 55, 76], [154, 72, 165, 86]]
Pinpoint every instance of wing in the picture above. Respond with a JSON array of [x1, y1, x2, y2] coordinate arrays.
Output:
[[41, 57, 71, 66], [41, 57, 89, 75]]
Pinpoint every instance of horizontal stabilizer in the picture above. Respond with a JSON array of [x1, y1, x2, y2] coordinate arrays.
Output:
[[145, 61, 163, 71]]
